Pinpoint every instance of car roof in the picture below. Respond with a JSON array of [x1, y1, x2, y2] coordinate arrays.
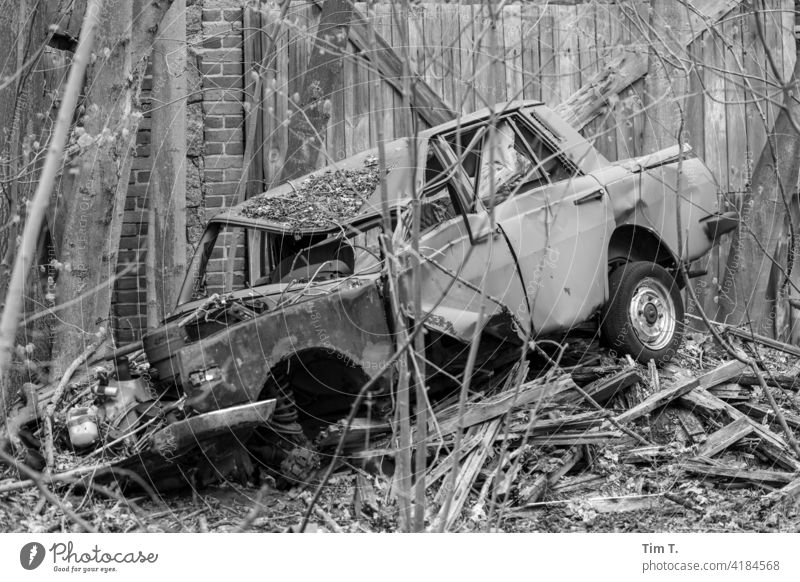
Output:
[[209, 100, 567, 234]]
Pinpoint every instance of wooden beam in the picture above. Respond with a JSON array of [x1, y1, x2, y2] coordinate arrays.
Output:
[[346, 9, 455, 127], [554, 53, 648, 130], [697, 416, 753, 457]]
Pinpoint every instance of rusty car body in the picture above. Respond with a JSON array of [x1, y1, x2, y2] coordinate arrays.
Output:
[[51, 101, 737, 487]]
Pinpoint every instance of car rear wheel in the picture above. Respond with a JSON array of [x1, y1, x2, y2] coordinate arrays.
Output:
[[601, 262, 684, 364]]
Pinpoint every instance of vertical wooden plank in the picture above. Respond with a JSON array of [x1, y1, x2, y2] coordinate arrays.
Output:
[[704, 30, 729, 192], [556, 5, 580, 102], [627, 1, 650, 157], [520, 3, 541, 102], [440, 3, 460, 112], [458, 2, 476, 113], [613, 3, 635, 159], [390, 3, 409, 139], [703, 27, 729, 316], [742, 2, 767, 173], [261, 5, 282, 188], [422, 3, 444, 110], [781, 0, 796, 81], [725, 10, 747, 205], [375, 2, 395, 141], [762, 0, 783, 137], [538, 3, 558, 106], [719, 8, 748, 313], [594, 1, 618, 160], [577, 2, 600, 149], [685, 39, 706, 160], [489, 3, 507, 104], [353, 44, 371, 152], [277, 17, 290, 174], [243, 7, 264, 196], [503, 4, 524, 103], [343, 44, 355, 157]]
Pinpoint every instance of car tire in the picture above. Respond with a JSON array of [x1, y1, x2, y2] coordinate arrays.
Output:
[[600, 261, 684, 364]]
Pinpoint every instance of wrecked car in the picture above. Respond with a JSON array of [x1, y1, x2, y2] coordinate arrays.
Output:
[[18, 101, 738, 488]]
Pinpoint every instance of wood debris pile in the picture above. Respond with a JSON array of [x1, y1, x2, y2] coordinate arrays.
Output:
[[313, 332, 800, 531]]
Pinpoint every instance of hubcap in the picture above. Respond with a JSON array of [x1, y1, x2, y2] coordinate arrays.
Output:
[[628, 278, 676, 351]]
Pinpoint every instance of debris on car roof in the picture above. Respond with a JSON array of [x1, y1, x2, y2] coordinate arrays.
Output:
[[241, 160, 386, 230]]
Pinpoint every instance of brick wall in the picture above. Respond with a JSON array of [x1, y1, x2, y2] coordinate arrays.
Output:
[[112, 0, 246, 343]]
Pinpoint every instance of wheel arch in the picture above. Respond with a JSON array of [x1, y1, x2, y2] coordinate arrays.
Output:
[[607, 225, 683, 286]]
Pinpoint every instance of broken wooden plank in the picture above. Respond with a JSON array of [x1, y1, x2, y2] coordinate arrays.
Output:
[[708, 382, 753, 401], [679, 387, 745, 423], [682, 460, 795, 486], [620, 445, 682, 464], [696, 417, 753, 458], [568, 364, 623, 386], [528, 430, 625, 446], [735, 402, 800, 429], [673, 406, 706, 443], [765, 475, 800, 504], [554, 52, 648, 130], [433, 419, 501, 530], [550, 473, 606, 494], [617, 361, 751, 426], [434, 375, 577, 436], [615, 378, 699, 425], [750, 422, 800, 472], [734, 373, 800, 391], [724, 325, 800, 358], [519, 447, 584, 504], [562, 368, 643, 406]]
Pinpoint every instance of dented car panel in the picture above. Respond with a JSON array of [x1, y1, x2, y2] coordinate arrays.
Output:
[[175, 279, 393, 414]]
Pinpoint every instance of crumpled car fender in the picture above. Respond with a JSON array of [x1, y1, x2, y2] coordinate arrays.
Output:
[[175, 281, 393, 413]]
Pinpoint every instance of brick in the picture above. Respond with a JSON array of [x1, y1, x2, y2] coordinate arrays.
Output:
[[202, 88, 243, 102], [201, 49, 243, 63], [202, 8, 222, 22], [205, 181, 239, 196], [119, 236, 143, 250], [205, 155, 242, 169], [115, 277, 146, 290], [221, 36, 242, 49], [204, 128, 243, 143], [116, 290, 146, 304], [204, 115, 224, 129], [222, 8, 242, 22], [126, 184, 152, 198], [115, 304, 144, 317], [224, 116, 245, 129], [205, 75, 242, 90], [204, 143, 223, 155], [136, 171, 151, 183], [201, 61, 223, 75], [135, 144, 150, 157], [206, 195, 227, 208], [204, 169, 226, 182], [136, 131, 150, 145], [225, 142, 244, 155], [223, 62, 243, 75], [122, 224, 146, 237], [203, 101, 242, 115], [131, 156, 151, 170], [223, 169, 243, 182], [202, 37, 222, 49], [123, 210, 149, 223]]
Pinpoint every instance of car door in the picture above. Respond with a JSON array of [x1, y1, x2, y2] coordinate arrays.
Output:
[[486, 114, 615, 335], [401, 134, 529, 342]]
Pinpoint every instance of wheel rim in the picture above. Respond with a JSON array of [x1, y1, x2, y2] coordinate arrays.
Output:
[[628, 277, 676, 351]]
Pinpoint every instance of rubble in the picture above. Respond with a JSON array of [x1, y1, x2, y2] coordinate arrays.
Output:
[[4, 325, 800, 533]]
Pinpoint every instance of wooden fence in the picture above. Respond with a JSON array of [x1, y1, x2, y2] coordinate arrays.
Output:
[[244, 0, 795, 315]]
